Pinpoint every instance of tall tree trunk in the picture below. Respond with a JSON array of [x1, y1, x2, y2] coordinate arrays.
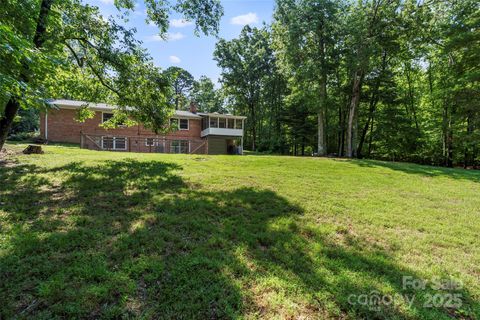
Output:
[[301, 137, 305, 156], [317, 27, 327, 156], [0, 99, 21, 150], [446, 105, 455, 168], [357, 93, 378, 158], [338, 103, 344, 156], [335, 68, 345, 157], [367, 115, 375, 157], [446, 122, 453, 167], [357, 50, 386, 158], [317, 109, 326, 156], [442, 101, 449, 166], [0, 0, 53, 151], [250, 103, 256, 151], [405, 64, 420, 132], [464, 111, 474, 168], [346, 69, 364, 158]]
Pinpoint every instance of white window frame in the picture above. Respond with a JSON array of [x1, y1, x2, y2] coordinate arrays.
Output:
[[102, 112, 114, 123], [102, 136, 127, 150], [145, 137, 157, 147], [170, 118, 189, 131], [179, 118, 189, 130]]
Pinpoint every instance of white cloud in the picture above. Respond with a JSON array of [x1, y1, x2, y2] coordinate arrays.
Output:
[[146, 32, 185, 42], [170, 19, 194, 28], [230, 12, 259, 25], [169, 55, 181, 64], [167, 32, 185, 41], [146, 34, 163, 41], [99, 0, 114, 4]]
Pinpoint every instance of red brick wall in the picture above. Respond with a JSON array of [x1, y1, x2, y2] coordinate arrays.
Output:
[[40, 108, 202, 144]]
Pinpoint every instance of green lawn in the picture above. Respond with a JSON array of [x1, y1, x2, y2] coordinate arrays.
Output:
[[1, 143, 479, 319]]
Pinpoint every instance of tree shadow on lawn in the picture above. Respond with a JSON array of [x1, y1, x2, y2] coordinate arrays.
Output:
[[333, 158, 480, 183], [0, 159, 477, 319]]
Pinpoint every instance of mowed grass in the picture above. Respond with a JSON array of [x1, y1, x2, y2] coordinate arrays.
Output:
[[1, 143, 479, 319]]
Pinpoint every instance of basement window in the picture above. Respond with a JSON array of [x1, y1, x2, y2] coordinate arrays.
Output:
[[102, 136, 127, 150], [171, 140, 189, 154], [145, 138, 156, 146]]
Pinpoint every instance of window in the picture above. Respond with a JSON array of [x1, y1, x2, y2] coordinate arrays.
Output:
[[145, 138, 156, 146], [170, 118, 189, 130], [202, 117, 209, 130], [210, 117, 218, 128], [219, 118, 226, 128], [115, 137, 126, 150], [102, 136, 113, 149], [179, 119, 189, 130], [102, 112, 114, 123], [102, 137, 127, 150], [227, 118, 235, 129], [171, 140, 189, 154], [235, 119, 243, 129], [102, 112, 126, 126]]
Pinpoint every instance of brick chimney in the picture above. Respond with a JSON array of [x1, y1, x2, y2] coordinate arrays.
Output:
[[189, 101, 198, 114]]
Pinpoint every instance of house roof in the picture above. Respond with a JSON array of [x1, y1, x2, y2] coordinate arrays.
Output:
[[48, 99, 202, 119], [197, 112, 247, 120]]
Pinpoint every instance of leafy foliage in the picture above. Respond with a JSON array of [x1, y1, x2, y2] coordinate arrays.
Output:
[[191, 76, 223, 113], [0, 0, 223, 149], [213, 0, 479, 165], [163, 66, 195, 110], [214, 26, 280, 151]]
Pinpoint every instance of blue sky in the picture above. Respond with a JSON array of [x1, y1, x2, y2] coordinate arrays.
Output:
[[87, 0, 276, 85]]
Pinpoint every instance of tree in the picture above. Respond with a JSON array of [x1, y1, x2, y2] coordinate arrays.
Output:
[[341, 0, 402, 158], [0, 0, 223, 150], [214, 26, 274, 151], [191, 76, 223, 113], [10, 107, 39, 135], [164, 66, 195, 110], [273, 0, 340, 156]]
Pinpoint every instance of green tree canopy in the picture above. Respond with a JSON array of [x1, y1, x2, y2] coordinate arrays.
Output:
[[163, 66, 195, 110], [0, 0, 223, 148]]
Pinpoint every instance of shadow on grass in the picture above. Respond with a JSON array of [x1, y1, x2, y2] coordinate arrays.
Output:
[[0, 159, 477, 318], [334, 158, 480, 183]]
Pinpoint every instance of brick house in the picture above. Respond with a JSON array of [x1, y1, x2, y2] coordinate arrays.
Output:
[[40, 100, 246, 155]]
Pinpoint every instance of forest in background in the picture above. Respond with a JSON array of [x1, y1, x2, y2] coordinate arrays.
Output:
[[2, 0, 479, 167], [211, 0, 479, 168]]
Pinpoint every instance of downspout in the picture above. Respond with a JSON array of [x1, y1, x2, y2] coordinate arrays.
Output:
[[45, 112, 48, 140], [241, 118, 245, 155]]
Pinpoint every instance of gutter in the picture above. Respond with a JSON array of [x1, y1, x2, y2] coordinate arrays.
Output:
[[45, 112, 48, 140]]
